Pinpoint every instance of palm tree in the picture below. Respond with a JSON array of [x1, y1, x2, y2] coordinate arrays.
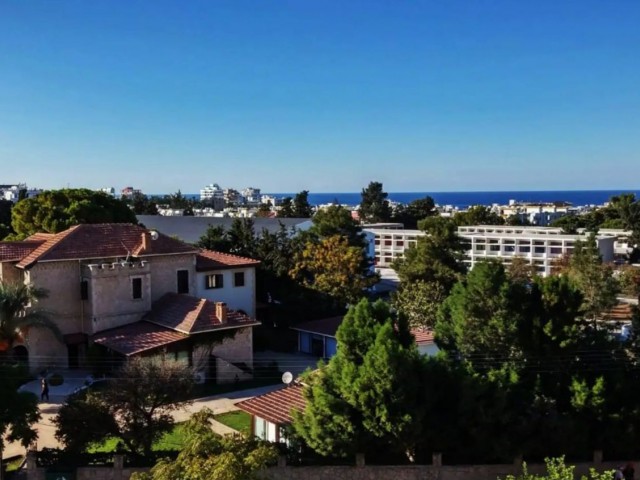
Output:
[[0, 281, 62, 360]]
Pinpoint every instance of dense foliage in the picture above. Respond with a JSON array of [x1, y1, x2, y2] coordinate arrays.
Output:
[[293, 299, 424, 462], [54, 358, 195, 457], [10, 189, 137, 238], [131, 409, 278, 480]]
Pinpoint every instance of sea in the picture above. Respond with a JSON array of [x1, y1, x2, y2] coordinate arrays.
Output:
[[183, 190, 640, 210]]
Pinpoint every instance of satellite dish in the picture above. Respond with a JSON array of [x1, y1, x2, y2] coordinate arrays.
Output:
[[149, 230, 159, 241], [281, 371, 293, 385]]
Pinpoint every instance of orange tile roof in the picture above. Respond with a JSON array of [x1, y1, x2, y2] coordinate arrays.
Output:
[[93, 321, 188, 356], [0, 241, 46, 262], [602, 303, 635, 322], [195, 249, 260, 271], [146, 293, 259, 334], [236, 383, 306, 425], [16, 224, 197, 268], [411, 328, 435, 345], [24, 233, 56, 242]]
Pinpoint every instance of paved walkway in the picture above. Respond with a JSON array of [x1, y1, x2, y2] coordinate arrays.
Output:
[[2, 379, 282, 460]]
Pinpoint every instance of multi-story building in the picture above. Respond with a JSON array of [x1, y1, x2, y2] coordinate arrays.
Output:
[[364, 227, 425, 268], [1, 183, 42, 202], [120, 186, 142, 198], [0, 224, 261, 382], [365, 225, 618, 276], [459, 225, 615, 276], [242, 187, 261, 205]]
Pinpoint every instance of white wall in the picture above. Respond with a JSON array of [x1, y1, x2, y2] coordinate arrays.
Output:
[[196, 267, 257, 318]]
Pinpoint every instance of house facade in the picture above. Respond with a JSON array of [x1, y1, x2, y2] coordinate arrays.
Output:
[[0, 223, 260, 381]]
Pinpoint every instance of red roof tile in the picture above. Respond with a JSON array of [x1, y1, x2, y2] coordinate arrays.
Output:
[[93, 321, 188, 356], [146, 293, 259, 334], [602, 303, 635, 322], [0, 241, 46, 262], [16, 224, 197, 268], [236, 383, 306, 425], [411, 328, 435, 345], [195, 249, 260, 271], [24, 233, 56, 242]]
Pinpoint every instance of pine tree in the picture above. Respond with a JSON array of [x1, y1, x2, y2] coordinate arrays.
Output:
[[293, 299, 424, 461]]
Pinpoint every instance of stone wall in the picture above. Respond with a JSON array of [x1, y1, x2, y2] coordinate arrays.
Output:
[[26, 452, 627, 480]]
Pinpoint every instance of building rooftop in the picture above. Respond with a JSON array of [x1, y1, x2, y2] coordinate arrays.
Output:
[[146, 293, 259, 334], [196, 249, 261, 271], [14, 223, 197, 269], [93, 321, 188, 356], [236, 383, 306, 425]]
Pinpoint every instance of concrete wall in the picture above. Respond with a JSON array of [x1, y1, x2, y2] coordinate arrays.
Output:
[[26, 455, 624, 480], [195, 267, 256, 318]]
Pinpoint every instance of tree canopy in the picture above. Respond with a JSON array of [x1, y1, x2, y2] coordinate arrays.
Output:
[[358, 181, 392, 223], [131, 409, 278, 480], [0, 365, 40, 468], [11, 189, 137, 238], [290, 235, 378, 308], [392, 216, 466, 291], [392, 196, 438, 229], [54, 357, 194, 457], [293, 299, 424, 461], [0, 281, 62, 358]]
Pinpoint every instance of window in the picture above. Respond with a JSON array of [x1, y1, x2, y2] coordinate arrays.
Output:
[[234, 272, 245, 287], [177, 270, 189, 294], [132, 278, 142, 299], [205, 274, 223, 289], [80, 280, 88, 300]]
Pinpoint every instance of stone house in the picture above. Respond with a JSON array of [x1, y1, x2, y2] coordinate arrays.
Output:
[[0, 223, 260, 382]]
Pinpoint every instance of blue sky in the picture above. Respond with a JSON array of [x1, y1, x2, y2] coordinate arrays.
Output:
[[1, 1, 639, 193]]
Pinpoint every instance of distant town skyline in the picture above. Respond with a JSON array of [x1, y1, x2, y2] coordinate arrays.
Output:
[[2, 1, 639, 193]]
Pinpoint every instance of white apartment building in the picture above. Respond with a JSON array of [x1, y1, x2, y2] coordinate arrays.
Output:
[[460, 226, 615, 276], [200, 183, 224, 202], [366, 225, 618, 276], [1, 184, 42, 202], [242, 187, 261, 204], [364, 228, 426, 268]]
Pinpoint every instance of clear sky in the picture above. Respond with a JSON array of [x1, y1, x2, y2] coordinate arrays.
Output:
[[1, 1, 639, 194]]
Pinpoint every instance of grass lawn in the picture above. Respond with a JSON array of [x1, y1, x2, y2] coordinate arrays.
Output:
[[213, 410, 251, 434], [3, 456, 25, 473], [87, 423, 188, 453]]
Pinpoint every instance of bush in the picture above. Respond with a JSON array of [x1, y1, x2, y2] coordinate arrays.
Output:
[[49, 373, 64, 386]]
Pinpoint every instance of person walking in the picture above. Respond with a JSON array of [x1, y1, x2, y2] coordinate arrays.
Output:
[[40, 377, 49, 402]]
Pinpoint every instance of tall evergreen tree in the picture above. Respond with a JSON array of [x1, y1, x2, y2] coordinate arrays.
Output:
[[293, 190, 313, 218], [293, 299, 424, 461], [358, 181, 392, 223]]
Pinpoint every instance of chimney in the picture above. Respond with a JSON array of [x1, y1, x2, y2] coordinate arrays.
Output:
[[216, 302, 228, 323], [140, 232, 150, 253]]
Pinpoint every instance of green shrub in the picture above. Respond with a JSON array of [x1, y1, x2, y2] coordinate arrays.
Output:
[[502, 457, 614, 480], [49, 373, 64, 386]]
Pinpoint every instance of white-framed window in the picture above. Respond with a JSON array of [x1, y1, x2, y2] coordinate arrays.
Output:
[[205, 274, 224, 289], [234, 271, 245, 287]]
